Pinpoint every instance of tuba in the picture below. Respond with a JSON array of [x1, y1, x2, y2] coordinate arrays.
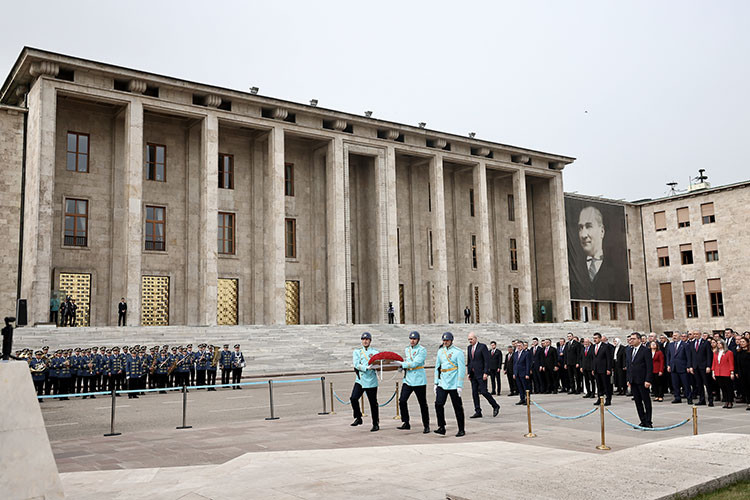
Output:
[[211, 346, 221, 368]]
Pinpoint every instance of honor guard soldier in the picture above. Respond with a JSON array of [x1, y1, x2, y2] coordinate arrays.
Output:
[[350, 332, 380, 432], [48, 350, 61, 396], [231, 344, 245, 389], [434, 332, 466, 437], [155, 349, 170, 393], [57, 350, 73, 399], [206, 345, 218, 390], [80, 348, 95, 397], [30, 351, 47, 397], [169, 346, 179, 386], [72, 347, 82, 394], [111, 347, 125, 394], [220, 344, 233, 386], [396, 331, 430, 433], [103, 348, 113, 392], [195, 344, 209, 387], [186, 344, 196, 386], [175, 347, 191, 389], [125, 348, 142, 398]]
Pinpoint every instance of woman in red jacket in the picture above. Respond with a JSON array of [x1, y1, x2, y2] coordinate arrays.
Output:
[[649, 341, 665, 401], [712, 340, 735, 409]]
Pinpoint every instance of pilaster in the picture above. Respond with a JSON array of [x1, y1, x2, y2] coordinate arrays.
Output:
[[549, 173, 571, 321], [513, 168, 534, 322], [429, 154, 449, 323], [199, 113, 219, 325], [326, 137, 346, 323], [473, 161, 495, 322], [265, 126, 286, 324]]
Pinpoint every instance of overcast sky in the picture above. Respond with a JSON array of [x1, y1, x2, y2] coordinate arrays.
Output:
[[2, 1, 747, 201]]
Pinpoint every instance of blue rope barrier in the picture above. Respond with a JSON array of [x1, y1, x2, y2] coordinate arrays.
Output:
[[117, 386, 184, 395], [271, 377, 321, 385], [378, 390, 397, 407], [333, 390, 351, 405], [531, 401, 598, 420], [38, 390, 111, 399], [605, 408, 691, 431]]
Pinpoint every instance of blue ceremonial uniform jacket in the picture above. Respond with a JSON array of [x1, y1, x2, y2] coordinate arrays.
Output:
[[29, 358, 47, 381], [126, 355, 145, 378], [220, 349, 233, 368], [434, 345, 465, 390], [195, 350, 210, 370], [176, 353, 190, 373], [402, 344, 427, 387], [155, 353, 170, 374], [231, 351, 245, 368], [353, 346, 379, 388], [58, 357, 72, 378], [207, 351, 217, 371], [49, 357, 60, 377]]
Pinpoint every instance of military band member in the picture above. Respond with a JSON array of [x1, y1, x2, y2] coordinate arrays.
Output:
[[72, 347, 82, 394], [57, 350, 73, 399], [206, 345, 218, 390], [111, 346, 125, 395], [30, 351, 48, 397], [125, 348, 143, 398], [195, 344, 209, 387], [231, 344, 245, 389], [175, 347, 191, 389], [350, 332, 380, 432], [47, 350, 61, 396], [102, 348, 113, 392], [169, 346, 179, 386], [155, 349, 170, 393], [434, 332, 466, 437], [396, 331, 430, 433], [80, 348, 96, 397], [186, 344, 196, 386], [220, 344, 233, 386]]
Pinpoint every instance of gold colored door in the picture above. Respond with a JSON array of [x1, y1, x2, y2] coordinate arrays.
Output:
[[285, 280, 300, 325], [141, 276, 169, 326], [217, 278, 238, 325], [58, 273, 91, 326]]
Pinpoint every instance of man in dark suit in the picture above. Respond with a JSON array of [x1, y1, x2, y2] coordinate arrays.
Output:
[[580, 338, 595, 397], [690, 330, 713, 406], [724, 329, 737, 353], [530, 338, 543, 394], [565, 333, 582, 394], [592, 333, 613, 405], [541, 339, 558, 394], [626, 332, 653, 428], [666, 331, 694, 404], [504, 344, 516, 396], [556, 339, 568, 393], [466, 332, 500, 418], [612, 338, 627, 395], [513, 342, 531, 405], [488, 341, 502, 395]]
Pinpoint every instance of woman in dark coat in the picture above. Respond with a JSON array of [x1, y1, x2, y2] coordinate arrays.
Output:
[[734, 337, 750, 411], [649, 341, 665, 401]]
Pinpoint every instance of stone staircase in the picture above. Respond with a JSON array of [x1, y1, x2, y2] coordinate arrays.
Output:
[[13, 323, 635, 376]]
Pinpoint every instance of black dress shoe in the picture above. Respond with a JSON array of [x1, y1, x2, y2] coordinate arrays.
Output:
[[423, 427, 431, 433], [370, 424, 379, 432], [397, 423, 410, 430], [434, 426, 446, 435], [687, 399, 693, 405], [515, 401, 525, 405], [696, 401, 706, 406], [493, 406, 500, 417], [708, 401, 714, 407], [604, 401, 611, 407], [351, 418, 363, 426], [455, 430, 465, 437], [469, 413, 482, 419], [90, 395, 96, 399], [671, 399, 681, 404]]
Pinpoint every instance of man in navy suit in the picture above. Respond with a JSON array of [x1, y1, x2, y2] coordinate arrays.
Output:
[[690, 330, 713, 406], [626, 332, 653, 428], [513, 341, 531, 405], [591, 333, 614, 405], [666, 331, 693, 404], [466, 332, 500, 418]]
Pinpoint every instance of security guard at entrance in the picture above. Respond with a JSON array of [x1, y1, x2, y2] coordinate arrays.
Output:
[[434, 332, 466, 437], [396, 331, 430, 433], [350, 332, 380, 432]]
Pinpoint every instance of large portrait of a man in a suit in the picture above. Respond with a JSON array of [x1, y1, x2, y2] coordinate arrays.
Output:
[[565, 197, 630, 302]]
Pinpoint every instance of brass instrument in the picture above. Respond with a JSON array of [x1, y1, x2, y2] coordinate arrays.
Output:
[[30, 361, 47, 374], [211, 346, 221, 368], [167, 354, 186, 375], [149, 355, 158, 374]]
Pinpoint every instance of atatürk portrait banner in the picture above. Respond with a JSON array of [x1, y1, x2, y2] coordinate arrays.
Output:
[[565, 196, 630, 303]]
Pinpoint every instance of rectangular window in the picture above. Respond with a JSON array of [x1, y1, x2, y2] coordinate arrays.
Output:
[[63, 198, 88, 246], [428, 229, 434, 268], [284, 162, 294, 196], [471, 234, 477, 269], [680, 243, 693, 265], [428, 182, 432, 212], [66, 132, 89, 173], [145, 206, 165, 251], [704, 240, 719, 262], [684, 281, 698, 318], [654, 211, 667, 231], [591, 302, 599, 321], [657, 246, 670, 267], [509, 238, 518, 271], [469, 188, 475, 217], [627, 285, 635, 320], [701, 202, 715, 224], [218, 212, 235, 254], [285, 218, 296, 258], [218, 153, 234, 189], [507, 194, 515, 221], [571, 301, 580, 321], [627, 249, 631, 269], [145, 143, 166, 182], [708, 279, 724, 317], [660, 282, 674, 320], [677, 207, 690, 228], [397, 227, 401, 265], [609, 302, 618, 321]]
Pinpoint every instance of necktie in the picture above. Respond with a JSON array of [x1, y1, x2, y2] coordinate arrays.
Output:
[[595, 344, 599, 355], [695, 341, 699, 352], [632, 347, 637, 361], [472, 345, 476, 359], [588, 258, 598, 281]]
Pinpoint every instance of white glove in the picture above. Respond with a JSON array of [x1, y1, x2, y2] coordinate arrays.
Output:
[[394, 361, 403, 367], [457, 387, 463, 397], [433, 385, 438, 395]]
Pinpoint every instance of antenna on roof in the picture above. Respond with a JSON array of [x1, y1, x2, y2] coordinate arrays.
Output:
[[666, 182, 678, 196], [696, 169, 708, 183]]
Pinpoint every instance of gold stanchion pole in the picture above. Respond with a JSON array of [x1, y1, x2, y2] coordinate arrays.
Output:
[[361, 395, 367, 417], [692, 406, 698, 436], [524, 390, 536, 438], [330, 382, 336, 415], [596, 396, 610, 450], [393, 382, 401, 420]]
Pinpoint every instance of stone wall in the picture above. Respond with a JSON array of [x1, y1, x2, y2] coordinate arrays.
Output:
[[0, 107, 24, 318]]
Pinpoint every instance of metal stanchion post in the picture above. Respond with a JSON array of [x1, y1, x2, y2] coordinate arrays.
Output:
[[265, 380, 279, 420], [692, 406, 698, 436], [103, 385, 121, 437], [524, 390, 536, 438], [318, 376, 329, 415], [596, 396, 610, 450], [176, 384, 192, 429], [329, 381, 336, 415], [393, 382, 400, 420]]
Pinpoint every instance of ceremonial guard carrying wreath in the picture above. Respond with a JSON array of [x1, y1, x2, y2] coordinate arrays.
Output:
[[434, 332, 466, 437], [350, 332, 380, 432], [396, 331, 430, 433]]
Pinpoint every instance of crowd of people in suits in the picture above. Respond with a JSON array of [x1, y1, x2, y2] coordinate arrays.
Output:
[[48, 295, 79, 327], [22, 343, 247, 400]]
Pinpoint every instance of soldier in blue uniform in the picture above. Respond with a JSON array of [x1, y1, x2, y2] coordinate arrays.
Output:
[[396, 331, 430, 433], [433, 332, 466, 437], [125, 348, 143, 398], [220, 344, 233, 386], [71, 347, 82, 394], [186, 344, 196, 386], [175, 347, 191, 389], [195, 344, 209, 388], [350, 332, 380, 432], [80, 348, 96, 397], [168, 346, 178, 387], [231, 344, 245, 389], [48, 350, 61, 396], [206, 345, 218, 390], [57, 350, 73, 400], [30, 350, 48, 398], [111, 346, 126, 394], [154, 348, 170, 393]]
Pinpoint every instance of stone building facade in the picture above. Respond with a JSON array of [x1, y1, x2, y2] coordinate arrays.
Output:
[[0, 48, 575, 327]]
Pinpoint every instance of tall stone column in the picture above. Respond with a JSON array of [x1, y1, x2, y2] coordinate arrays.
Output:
[[198, 113, 219, 325], [381, 145, 400, 322], [326, 137, 346, 323], [548, 173, 571, 321], [21, 76, 56, 325], [265, 126, 286, 324], [429, 154, 449, 323], [472, 162, 495, 322], [513, 168, 534, 322]]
